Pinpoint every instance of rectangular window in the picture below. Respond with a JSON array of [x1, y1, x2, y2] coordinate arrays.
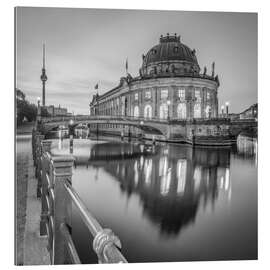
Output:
[[195, 89, 201, 103], [178, 88, 185, 100], [207, 92, 210, 100], [134, 93, 138, 100], [145, 91, 151, 99], [161, 89, 168, 99]]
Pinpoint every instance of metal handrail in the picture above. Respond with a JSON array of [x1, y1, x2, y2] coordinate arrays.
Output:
[[60, 223, 81, 264], [64, 181, 102, 236], [64, 181, 127, 263]]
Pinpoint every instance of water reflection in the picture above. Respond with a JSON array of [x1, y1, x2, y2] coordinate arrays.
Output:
[[82, 142, 232, 236], [236, 135, 258, 166], [48, 133, 257, 262]]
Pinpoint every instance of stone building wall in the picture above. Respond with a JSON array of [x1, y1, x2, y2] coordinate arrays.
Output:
[[92, 76, 219, 121]]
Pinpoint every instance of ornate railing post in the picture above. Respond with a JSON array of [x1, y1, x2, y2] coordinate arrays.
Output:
[[32, 128, 36, 165], [51, 155, 74, 264], [35, 134, 45, 197], [40, 140, 52, 236]]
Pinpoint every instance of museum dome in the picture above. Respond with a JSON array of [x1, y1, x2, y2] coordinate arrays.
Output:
[[140, 34, 201, 78], [143, 34, 198, 65]]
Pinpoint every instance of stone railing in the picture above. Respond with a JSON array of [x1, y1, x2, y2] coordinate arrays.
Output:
[[32, 128, 128, 264], [40, 114, 233, 125]]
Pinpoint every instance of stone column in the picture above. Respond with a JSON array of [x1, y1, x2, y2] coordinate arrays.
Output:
[[52, 155, 74, 264], [154, 87, 158, 118], [140, 90, 144, 117]]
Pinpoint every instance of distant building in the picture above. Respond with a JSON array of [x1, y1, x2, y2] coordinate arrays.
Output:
[[239, 103, 257, 120], [46, 104, 68, 117]]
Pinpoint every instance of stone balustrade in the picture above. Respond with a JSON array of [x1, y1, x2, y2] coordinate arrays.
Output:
[[31, 128, 128, 264]]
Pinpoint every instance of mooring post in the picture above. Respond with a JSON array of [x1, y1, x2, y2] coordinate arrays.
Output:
[[69, 135, 73, 154], [52, 155, 74, 264], [40, 140, 52, 236]]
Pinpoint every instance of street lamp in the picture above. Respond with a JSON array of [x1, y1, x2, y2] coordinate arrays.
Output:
[[69, 119, 74, 154], [225, 101, 229, 117], [167, 100, 171, 121], [139, 121, 144, 140]]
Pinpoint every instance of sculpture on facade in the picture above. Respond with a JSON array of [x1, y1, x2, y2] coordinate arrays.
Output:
[[203, 66, 207, 76], [211, 62, 215, 77], [139, 68, 143, 77]]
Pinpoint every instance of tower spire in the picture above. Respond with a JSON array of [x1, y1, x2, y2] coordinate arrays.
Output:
[[43, 43, 45, 69], [40, 43, 48, 106]]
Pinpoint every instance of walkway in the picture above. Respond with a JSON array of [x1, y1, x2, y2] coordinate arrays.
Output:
[[16, 123, 50, 265]]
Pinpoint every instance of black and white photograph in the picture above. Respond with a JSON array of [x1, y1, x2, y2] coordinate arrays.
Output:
[[14, 6, 258, 266]]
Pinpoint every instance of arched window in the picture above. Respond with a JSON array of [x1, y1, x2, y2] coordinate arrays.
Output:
[[159, 103, 168, 119], [205, 105, 211, 118], [134, 106, 139, 118], [144, 104, 152, 119], [177, 103, 187, 119], [194, 103, 201, 118]]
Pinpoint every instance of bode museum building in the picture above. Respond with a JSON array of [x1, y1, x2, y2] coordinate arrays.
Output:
[[90, 33, 219, 120], [89, 33, 233, 144]]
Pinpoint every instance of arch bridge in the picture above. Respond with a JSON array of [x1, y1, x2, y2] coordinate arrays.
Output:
[[40, 115, 171, 136], [38, 115, 257, 145]]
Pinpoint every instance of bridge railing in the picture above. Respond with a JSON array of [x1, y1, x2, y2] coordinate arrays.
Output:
[[40, 114, 235, 125], [32, 128, 128, 264]]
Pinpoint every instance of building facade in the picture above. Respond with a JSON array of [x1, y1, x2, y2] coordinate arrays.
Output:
[[46, 104, 68, 117], [90, 34, 220, 121]]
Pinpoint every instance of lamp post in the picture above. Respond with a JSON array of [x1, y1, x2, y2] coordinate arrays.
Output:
[[139, 121, 144, 140], [225, 102, 229, 118], [69, 119, 74, 154], [221, 105, 225, 118], [167, 100, 171, 121]]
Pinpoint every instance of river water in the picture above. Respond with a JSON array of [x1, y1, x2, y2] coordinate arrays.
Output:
[[50, 135, 257, 263]]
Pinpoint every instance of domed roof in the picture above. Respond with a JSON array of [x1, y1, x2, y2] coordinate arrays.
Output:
[[143, 34, 198, 66]]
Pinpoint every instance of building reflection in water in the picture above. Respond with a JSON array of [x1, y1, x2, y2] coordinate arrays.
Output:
[[64, 134, 256, 237], [177, 159, 187, 194], [84, 141, 234, 236], [237, 135, 258, 166]]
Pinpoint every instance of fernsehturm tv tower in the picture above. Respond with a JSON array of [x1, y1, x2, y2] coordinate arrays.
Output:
[[40, 44, 48, 106]]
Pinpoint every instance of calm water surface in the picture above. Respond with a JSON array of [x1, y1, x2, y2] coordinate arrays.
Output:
[[51, 135, 257, 263]]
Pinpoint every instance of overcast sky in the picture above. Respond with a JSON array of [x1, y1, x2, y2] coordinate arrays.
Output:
[[16, 7, 257, 114]]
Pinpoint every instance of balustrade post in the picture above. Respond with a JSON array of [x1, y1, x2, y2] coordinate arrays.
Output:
[[40, 140, 52, 236], [51, 155, 74, 264], [35, 134, 45, 197], [32, 128, 36, 164]]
